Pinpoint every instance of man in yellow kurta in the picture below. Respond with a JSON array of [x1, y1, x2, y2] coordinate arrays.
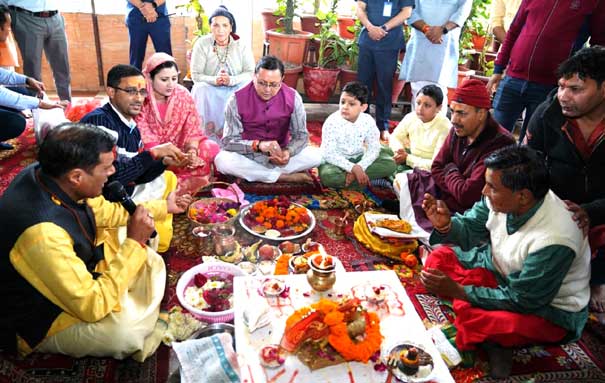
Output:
[[0, 123, 190, 361]]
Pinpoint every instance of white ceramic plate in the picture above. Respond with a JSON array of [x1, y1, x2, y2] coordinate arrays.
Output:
[[239, 203, 316, 241]]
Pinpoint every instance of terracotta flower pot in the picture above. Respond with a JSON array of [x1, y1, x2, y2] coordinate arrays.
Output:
[[391, 71, 406, 103], [471, 32, 486, 51], [261, 10, 280, 34], [303, 65, 341, 102], [337, 16, 355, 39], [283, 65, 303, 89], [300, 14, 320, 34], [339, 68, 357, 88], [266, 29, 313, 66]]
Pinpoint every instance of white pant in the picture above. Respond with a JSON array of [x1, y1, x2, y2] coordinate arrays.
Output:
[[37, 248, 166, 361], [411, 81, 449, 116], [394, 172, 431, 239], [214, 146, 322, 183]]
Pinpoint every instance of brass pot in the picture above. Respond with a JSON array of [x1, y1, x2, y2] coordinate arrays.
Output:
[[306, 262, 336, 292]]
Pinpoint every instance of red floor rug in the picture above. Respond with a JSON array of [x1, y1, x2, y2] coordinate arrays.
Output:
[[0, 122, 36, 196], [0, 346, 169, 383]]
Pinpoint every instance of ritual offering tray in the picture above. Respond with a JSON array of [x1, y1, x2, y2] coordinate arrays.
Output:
[[353, 212, 418, 260], [187, 182, 243, 229], [280, 298, 382, 370], [240, 197, 315, 241], [386, 343, 435, 382]]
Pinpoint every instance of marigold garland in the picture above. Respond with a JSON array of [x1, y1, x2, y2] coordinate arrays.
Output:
[[283, 299, 382, 363], [327, 311, 382, 363]]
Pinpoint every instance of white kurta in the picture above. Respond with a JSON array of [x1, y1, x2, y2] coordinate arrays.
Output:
[[399, 0, 473, 88]]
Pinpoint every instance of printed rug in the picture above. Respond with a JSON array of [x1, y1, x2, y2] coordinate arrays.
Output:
[[0, 122, 36, 196]]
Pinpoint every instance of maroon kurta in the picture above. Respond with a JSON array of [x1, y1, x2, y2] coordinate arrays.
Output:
[[431, 115, 515, 213]]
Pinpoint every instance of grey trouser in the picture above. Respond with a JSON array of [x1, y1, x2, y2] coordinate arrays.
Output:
[[10, 9, 71, 101]]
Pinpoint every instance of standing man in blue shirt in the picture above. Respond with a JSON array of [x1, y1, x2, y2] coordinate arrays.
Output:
[[356, 0, 414, 141], [126, 0, 172, 70], [0, 68, 67, 150]]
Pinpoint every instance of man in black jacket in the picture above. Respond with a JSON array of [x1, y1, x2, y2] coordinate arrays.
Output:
[[526, 46, 605, 317]]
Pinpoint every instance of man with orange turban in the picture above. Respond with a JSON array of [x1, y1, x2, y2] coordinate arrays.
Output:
[[394, 79, 515, 231]]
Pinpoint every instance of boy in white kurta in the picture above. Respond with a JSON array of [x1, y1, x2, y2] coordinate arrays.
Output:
[[319, 82, 396, 189]]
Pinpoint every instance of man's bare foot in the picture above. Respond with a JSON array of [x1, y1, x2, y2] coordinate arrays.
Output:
[[277, 172, 313, 183], [590, 284, 605, 313]]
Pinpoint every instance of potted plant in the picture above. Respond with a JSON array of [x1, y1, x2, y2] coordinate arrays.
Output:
[[337, 4, 357, 39], [302, 2, 341, 102], [177, 0, 209, 85], [328, 20, 361, 86], [459, 0, 491, 52], [266, 0, 313, 66], [300, 0, 323, 34]]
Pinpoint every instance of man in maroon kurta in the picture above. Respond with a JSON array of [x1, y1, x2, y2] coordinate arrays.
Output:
[[214, 56, 321, 183], [395, 79, 515, 230]]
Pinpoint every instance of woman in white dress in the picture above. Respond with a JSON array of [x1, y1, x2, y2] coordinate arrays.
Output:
[[190, 6, 255, 143]]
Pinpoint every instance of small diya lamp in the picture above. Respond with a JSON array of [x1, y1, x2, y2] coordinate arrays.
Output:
[[306, 249, 337, 292], [333, 211, 349, 237], [399, 347, 420, 375]]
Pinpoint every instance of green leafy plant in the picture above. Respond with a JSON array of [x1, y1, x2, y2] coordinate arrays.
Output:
[[274, 0, 299, 34], [313, 0, 340, 67], [327, 19, 361, 70], [477, 35, 495, 76], [176, 0, 209, 39], [459, 0, 491, 59]]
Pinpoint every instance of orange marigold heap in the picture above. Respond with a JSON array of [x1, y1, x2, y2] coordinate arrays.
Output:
[[246, 197, 311, 234], [280, 298, 383, 370]]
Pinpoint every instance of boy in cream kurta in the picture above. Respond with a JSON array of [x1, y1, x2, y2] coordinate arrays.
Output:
[[319, 82, 396, 189], [389, 84, 450, 172]]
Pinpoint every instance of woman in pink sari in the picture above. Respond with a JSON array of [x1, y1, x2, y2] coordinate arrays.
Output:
[[136, 52, 220, 192]]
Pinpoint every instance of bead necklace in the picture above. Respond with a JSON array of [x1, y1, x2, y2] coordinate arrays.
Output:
[[214, 40, 230, 66]]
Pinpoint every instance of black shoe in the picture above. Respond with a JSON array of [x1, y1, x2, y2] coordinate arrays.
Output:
[[483, 342, 513, 379], [381, 199, 399, 214], [0, 142, 14, 150]]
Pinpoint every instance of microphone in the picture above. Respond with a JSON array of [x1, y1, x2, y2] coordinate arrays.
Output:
[[105, 181, 157, 238]]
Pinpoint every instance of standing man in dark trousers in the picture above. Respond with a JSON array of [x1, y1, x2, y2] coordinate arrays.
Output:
[[7, 0, 71, 101], [356, 0, 413, 142], [126, 0, 172, 70]]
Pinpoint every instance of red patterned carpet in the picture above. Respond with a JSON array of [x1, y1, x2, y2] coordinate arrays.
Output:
[[1, 120, 604, 382], [0, 122, 36, 196]]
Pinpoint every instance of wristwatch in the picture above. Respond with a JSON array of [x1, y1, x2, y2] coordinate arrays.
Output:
[[442, 26, 449, 34], [151, 1, 158, 8], [381, 24, 388, 32]]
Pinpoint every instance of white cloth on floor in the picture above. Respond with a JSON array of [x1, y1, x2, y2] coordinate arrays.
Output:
[[173, 333, 240, 383]]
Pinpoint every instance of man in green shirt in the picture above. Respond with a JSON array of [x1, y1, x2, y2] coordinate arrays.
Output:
[[420, 145, 591, 378]]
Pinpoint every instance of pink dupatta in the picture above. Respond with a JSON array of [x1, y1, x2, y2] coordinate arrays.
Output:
[[136, 52, 220, 192]]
